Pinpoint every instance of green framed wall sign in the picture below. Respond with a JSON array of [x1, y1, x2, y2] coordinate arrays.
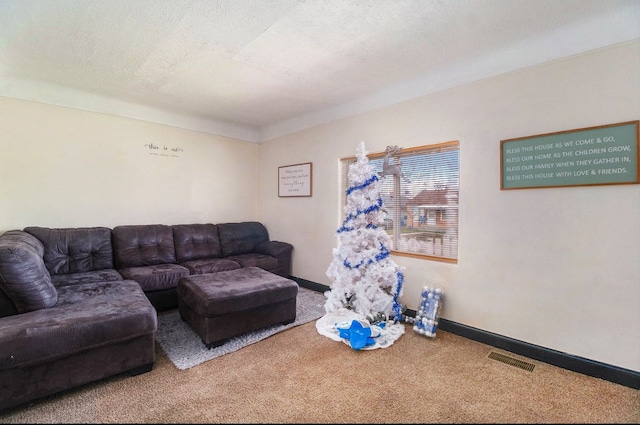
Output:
[[500, 121, 639, 190]]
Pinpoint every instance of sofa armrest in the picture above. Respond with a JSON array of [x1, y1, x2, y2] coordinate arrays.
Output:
[[255, 241, 293, 277], [0, 230, 57, 314], [255, 240, 292, 257]]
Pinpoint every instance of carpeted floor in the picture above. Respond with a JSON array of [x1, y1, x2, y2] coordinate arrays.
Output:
[[1, 317, 639, 422], [1, 288, 638, 423], [155, 286, 327, 369]]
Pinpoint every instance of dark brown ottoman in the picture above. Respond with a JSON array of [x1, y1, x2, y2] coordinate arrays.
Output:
[[177, 266, 298, 348]]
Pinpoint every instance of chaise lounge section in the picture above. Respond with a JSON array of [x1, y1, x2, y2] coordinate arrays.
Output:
[[0, 230, 157, 411]]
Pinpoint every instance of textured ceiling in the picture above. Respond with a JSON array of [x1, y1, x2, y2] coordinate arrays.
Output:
[[0, 0, 638, 142]]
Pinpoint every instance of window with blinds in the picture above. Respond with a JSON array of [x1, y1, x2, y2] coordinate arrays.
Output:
[[340, 141, 459, 263]]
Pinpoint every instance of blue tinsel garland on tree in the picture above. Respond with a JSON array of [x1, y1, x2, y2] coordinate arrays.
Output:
[[335, 172, 404, 322]]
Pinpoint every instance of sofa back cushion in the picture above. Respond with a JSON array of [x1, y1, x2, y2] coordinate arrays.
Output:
[[113, 224, 176, 268], [24, 226, 114, 275], [173, 224, 221, 263], [217, 222, 269, 257], [0, 230, 57, 314]]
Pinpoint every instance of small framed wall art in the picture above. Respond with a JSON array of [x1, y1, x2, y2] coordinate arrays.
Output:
[[278, 162, 312, 197]]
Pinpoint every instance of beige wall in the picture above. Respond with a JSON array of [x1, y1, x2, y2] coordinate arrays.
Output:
[[0, 98, 259, 231], [258, 41, 640, 372]]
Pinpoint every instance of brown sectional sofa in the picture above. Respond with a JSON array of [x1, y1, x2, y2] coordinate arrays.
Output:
[[0, 221, 293, 410], [111, 222, 293, 311]]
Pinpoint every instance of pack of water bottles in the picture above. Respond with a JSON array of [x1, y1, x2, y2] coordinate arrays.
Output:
[[412, 286, 443, 338]]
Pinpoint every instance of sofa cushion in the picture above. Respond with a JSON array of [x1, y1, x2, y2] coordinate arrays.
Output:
[[0, 231, 57, 314], [24, 226, 115, 275], [0, 279, 157, 371], [3, 229, 44, 256], [180, 258, 241, 275], [225, 253, 278, 271], [113, 224, 176, 268], [51, 269, 123, 287], [217, 222, 269, 257], [173, 224, 222, 263], [118, 264, 189, 292]]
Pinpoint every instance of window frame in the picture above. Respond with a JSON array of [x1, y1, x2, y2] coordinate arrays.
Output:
[[340, 141, 459, 264]]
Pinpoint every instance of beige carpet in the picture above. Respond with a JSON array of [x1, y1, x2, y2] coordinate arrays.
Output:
[[1, 320, 638, 423]]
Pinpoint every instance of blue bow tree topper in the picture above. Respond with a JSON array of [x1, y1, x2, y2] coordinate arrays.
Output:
[[336, 319, 383, 350]]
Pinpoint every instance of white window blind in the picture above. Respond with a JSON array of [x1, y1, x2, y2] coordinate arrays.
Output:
[[341, 141, 459, 263]]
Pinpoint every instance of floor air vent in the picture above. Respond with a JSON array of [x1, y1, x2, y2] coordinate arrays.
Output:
[[487, 351, 536, 372]]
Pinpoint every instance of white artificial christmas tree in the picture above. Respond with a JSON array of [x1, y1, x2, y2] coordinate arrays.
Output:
[[316, 141, 405, 350]]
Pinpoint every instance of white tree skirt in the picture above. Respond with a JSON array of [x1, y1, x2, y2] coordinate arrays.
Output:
[[316, 308, 405, 350]]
